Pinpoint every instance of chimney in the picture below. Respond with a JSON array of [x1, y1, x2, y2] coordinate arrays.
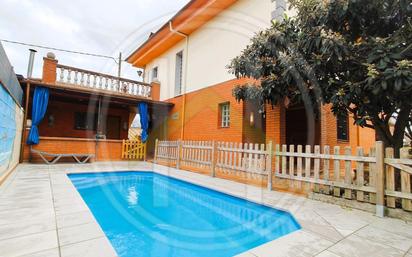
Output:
[[27, 49, 37, 78], [42, 52, 58, 83]]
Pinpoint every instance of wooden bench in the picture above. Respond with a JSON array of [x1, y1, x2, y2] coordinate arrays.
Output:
[[30, 147, 95, 164]]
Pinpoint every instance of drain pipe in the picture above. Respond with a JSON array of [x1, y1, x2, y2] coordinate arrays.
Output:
[[20, 49, 37, 163], [27, 49, 37, 78], [169, 21, 189, 141]]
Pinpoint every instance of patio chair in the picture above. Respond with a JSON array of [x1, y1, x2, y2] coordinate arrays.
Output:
[[30, 147, 95, 164]]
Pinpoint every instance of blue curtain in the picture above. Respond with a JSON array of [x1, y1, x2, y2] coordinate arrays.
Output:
[[138, 102, 149, 143], [27, 87, 49, 145]]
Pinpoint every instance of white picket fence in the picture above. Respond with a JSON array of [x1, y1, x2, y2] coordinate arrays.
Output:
[[154, 139, 412, 216], [273, 142, 412, 215], [273, 144, 378, 204], [154, 139, 273, 189]]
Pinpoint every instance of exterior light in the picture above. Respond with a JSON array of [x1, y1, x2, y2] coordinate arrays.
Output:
[[249, 112, 255, 127], [137, 70, 143, 77]]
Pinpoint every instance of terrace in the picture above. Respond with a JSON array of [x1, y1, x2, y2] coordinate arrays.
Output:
[[1, 162, 412, 257], [19, 53, 171, 163]]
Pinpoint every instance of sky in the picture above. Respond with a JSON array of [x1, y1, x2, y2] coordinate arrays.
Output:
[[0, 0, 190, 81]]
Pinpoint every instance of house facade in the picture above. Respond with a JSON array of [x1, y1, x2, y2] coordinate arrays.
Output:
[[21, 53, 171, 162], [127, 0, 376, 151]]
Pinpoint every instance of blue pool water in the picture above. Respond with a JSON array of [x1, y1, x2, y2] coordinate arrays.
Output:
[[69, 172, 300, 257]]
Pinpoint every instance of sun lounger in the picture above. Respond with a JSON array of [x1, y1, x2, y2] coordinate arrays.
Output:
[[30, 147, 94, 164]]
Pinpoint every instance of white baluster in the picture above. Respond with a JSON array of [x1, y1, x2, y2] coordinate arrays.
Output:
[[99, 76, 103, 89], [124, 82, 128, 93], [137, 84, 144, 96], [59, 67, 64, 82], [86, 74, 91, 86], [132, 83, 137, 95], [80, 72, 85, 85], [93, 75, 97, 88], [147, 86, 151, 98], [113, 79, 117, 91], [74, 70, 79, 84], [143, 85, 148, 97], [104, 77, 108, 89], [67, 69, 72, 83]]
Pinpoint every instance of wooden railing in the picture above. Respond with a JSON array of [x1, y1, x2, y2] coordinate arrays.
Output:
[[385, 150, 412, 211], [273, 144, 378, 204], [154, 139, 273, 189], [56, 64, 152, 99], [154, 140, 412, 217], [121, 140, 146, 160], [273, 142, 412, 215]]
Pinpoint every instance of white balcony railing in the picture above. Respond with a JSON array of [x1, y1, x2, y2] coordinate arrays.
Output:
[[56, 64, 151, 98]]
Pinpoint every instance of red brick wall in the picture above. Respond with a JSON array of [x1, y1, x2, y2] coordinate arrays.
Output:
[[160, 77, 376, 151], [321, 105, 376, 153], [42, 57, 57, 83], [265, 104, 286, 145], [265, 103, 376, 151], [165, 78, 255, 142], [23, 131, 123, 162], [34, 99, 129, 139]]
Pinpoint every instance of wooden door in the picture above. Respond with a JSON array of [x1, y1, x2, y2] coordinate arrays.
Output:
[[106, 116, 121, 139]]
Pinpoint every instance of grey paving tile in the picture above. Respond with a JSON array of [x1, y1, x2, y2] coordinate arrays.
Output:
[[60, 237, 118, 257], [18, 248, 60, 257], [249, 230, 333, 257], [54, 202, 90, 215], [328, 234, 405, 257], [58, 222, 105, 246], [315, 250, 342, 257], [0, 230, 58, 257], [234, 252, 257, 257], [56, 211, 96, 229], [0, 209, 55, 226], [369, 217, 412, 239], [355, 225, 412, 252], [0, 219, 56, 241]]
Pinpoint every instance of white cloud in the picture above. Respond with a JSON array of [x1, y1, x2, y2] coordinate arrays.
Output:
[[0, 0, 190, 80]]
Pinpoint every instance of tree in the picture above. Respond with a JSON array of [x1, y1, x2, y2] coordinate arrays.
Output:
[[228, 0, 412, 156]]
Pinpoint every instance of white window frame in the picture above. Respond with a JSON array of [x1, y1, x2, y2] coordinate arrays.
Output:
[[220, 103, 230, 128], [175, 51, 183, 96], [151, 66, 158, 81]]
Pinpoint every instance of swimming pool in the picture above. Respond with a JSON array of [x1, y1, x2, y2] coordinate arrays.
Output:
[[69, 172, 300, 257]]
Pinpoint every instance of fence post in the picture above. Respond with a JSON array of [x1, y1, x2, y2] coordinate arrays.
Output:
[[375, 141, 385, 217], [176, 140, 182, 169], [267, 141, 273, 191], [121, 139, 125, 159], [211, 140, 217, 177], [154, 139, 158, 164]]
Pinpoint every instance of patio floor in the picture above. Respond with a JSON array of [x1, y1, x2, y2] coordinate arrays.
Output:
[[0, 162, 411, 257]]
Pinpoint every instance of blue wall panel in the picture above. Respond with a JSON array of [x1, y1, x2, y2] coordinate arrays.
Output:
[[0, 82, 17, 170]]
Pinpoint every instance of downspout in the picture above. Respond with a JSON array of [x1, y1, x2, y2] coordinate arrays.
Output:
[[20, 49, 37, 163], [169, 21, 189, 140]]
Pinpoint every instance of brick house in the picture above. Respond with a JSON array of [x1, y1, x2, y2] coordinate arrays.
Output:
[[126, 0, 376, 151], [21, 53, 171, 162]]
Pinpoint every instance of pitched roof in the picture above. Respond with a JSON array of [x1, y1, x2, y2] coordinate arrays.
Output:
[[126, 0, 237, 68]]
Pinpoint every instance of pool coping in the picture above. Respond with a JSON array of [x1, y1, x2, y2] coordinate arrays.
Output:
[[1, 162, 412, 257]]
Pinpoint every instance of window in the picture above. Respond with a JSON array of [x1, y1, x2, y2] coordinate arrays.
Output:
[[151, 67, 158, 81], [74, 112, 97, 130], [175, 51, 183, 95], [220, 103, 230, 128], [337, 114, 349, 141]]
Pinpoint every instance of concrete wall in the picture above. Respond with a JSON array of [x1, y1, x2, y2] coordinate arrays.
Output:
[[0, 83, 23, 182], [0, 42, 23, 183], [144, 0, 273, 101]]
